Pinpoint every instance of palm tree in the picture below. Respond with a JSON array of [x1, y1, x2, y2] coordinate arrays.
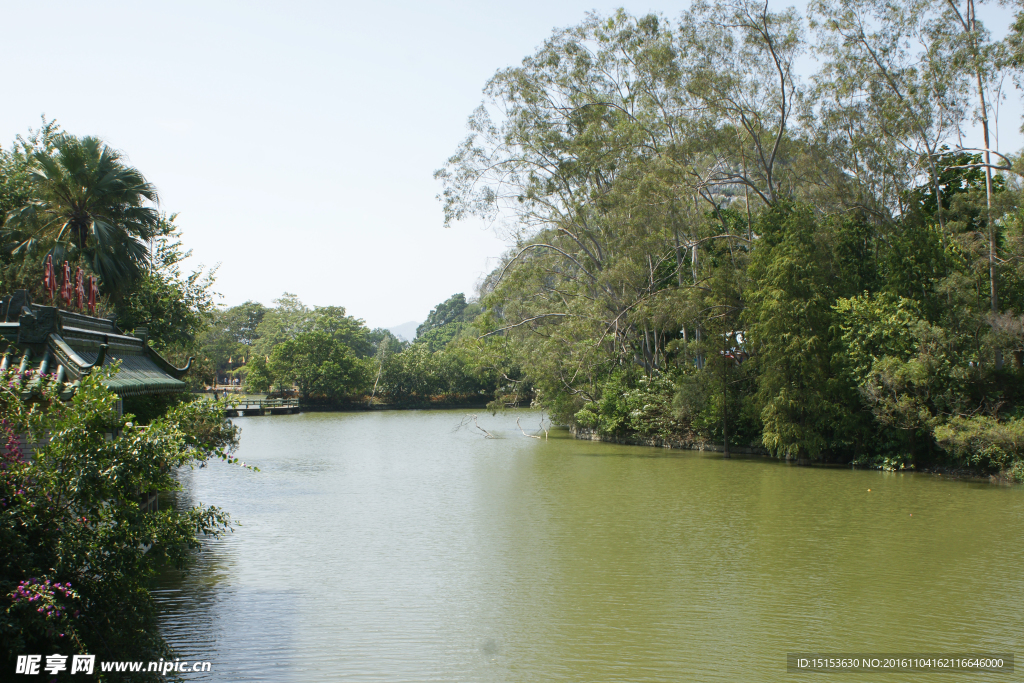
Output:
[[2, 134, 160, 297]]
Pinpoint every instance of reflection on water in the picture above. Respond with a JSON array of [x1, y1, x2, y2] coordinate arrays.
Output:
[[154, 410, 1024, 682]]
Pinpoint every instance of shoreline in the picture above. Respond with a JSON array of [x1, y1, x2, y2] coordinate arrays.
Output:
[[299, 399, 493, 412], [570, 425, 769, 455], [199, 391, 493, 413], [569, 426, 1015, 484]]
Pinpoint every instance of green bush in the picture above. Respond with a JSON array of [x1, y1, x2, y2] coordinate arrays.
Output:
[[934, 416, 1024, 480], [1, 366, 245, 675]]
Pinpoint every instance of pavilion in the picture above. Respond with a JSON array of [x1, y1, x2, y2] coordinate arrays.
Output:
[[0, 289, 192, 400]]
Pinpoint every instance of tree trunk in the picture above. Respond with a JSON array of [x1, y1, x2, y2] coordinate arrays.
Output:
[[722, 349, 731, 459]]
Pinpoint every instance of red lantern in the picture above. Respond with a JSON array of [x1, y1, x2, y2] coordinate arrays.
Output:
[[88, 277, 98, 315], [75, 268, 85, 311], [43, 255, 56, 299], [60, 261, 73, 308]]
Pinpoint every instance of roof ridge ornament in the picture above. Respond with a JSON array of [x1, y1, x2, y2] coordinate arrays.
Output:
[[141, 337, 194, 379]]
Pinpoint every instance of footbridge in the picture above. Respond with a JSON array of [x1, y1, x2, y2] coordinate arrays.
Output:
[[225, 398, 300, 417]]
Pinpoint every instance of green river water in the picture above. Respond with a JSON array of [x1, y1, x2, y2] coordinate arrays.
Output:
[[154, 409, 1024, 682]]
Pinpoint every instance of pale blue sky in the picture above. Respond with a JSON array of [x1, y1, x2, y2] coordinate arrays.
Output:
[[1, 1, 1020, 328]]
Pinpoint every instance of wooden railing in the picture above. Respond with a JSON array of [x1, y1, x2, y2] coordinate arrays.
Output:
[[227, 398, 300, 409], [222, 397, 300, 416]]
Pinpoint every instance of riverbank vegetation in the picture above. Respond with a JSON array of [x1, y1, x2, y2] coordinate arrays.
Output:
[[3, 3, 1024, 483], [0, 370, 241, 677], [0, 121, 243, 677], [436, 0, 1024, 480]]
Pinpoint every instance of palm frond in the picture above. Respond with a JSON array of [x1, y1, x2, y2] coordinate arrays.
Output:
[[3, 133, 161, 296]]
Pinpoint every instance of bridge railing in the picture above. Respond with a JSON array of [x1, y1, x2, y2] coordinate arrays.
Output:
[[226, 398, 300, 410]]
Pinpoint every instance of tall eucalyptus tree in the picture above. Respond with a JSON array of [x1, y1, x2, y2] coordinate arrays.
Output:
[[681, 0, 806, 208], [438, 5, 809, 419], [933, 0, 1009, 365], [438, 11, 695, 408], [808, 0, 970, 225]]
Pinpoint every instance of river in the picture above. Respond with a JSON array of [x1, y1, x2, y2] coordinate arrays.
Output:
[[153, 410, 1024, 682]]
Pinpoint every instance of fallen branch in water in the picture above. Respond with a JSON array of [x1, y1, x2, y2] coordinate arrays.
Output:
[[454, 414, 495, 438], [473, 415, 494, 439], [517, 417, 541, 439]]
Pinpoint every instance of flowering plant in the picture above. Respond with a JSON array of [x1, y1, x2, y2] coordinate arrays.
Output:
[[0, 365, 245, 673]]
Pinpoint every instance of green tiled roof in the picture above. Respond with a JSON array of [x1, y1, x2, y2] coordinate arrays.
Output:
[[75, 348, 188, 396], [0, 290, 192, 398]]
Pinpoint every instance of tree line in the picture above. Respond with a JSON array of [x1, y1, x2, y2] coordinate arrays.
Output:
[[436, 0, 1024, 479], [200, 292, 507, 406]]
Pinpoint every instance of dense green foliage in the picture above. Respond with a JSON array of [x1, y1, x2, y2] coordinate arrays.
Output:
[[0, 367, 243, 678], [0, 121, 238, 674], [268, 331, 363, 400], [111, 218, 216, 353], [199, 293, 500, 405], [110, 217, 218, 388], [438, 0, 1024, 478], [2, 130, 160, 296], [225, 294, 373, 397]]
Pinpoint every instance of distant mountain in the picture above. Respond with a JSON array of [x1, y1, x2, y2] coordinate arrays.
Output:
[[387, 321, 419, 342]]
